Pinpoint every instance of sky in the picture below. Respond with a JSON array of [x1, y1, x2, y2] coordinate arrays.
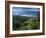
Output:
[[12, 7, 40, 17]]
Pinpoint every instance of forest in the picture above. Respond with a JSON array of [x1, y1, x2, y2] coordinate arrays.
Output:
[[13, 15, 40, 31]]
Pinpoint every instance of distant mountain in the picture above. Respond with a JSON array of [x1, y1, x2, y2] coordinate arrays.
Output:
[[13, 14, 38, 18]]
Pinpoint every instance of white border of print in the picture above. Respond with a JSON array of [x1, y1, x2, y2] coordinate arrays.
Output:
[[10, 4, 43, 34]]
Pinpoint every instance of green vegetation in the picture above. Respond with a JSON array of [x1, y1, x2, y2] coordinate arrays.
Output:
[[13, 15, 40, 30]]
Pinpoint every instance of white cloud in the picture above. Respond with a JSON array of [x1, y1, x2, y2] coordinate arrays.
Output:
[[20, 15, 34, 17]]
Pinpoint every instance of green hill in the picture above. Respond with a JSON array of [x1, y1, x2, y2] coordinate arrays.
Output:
[[13, 15, 40, 30]]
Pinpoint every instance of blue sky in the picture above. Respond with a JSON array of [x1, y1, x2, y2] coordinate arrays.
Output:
[[12, 7, 40, 17]]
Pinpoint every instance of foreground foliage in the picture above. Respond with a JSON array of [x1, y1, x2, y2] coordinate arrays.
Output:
[[13, 15, 40, 30]]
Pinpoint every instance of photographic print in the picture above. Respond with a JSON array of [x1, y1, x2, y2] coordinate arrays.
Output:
[[13, 7, 40, 30], [5, 1, 45, 37]]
